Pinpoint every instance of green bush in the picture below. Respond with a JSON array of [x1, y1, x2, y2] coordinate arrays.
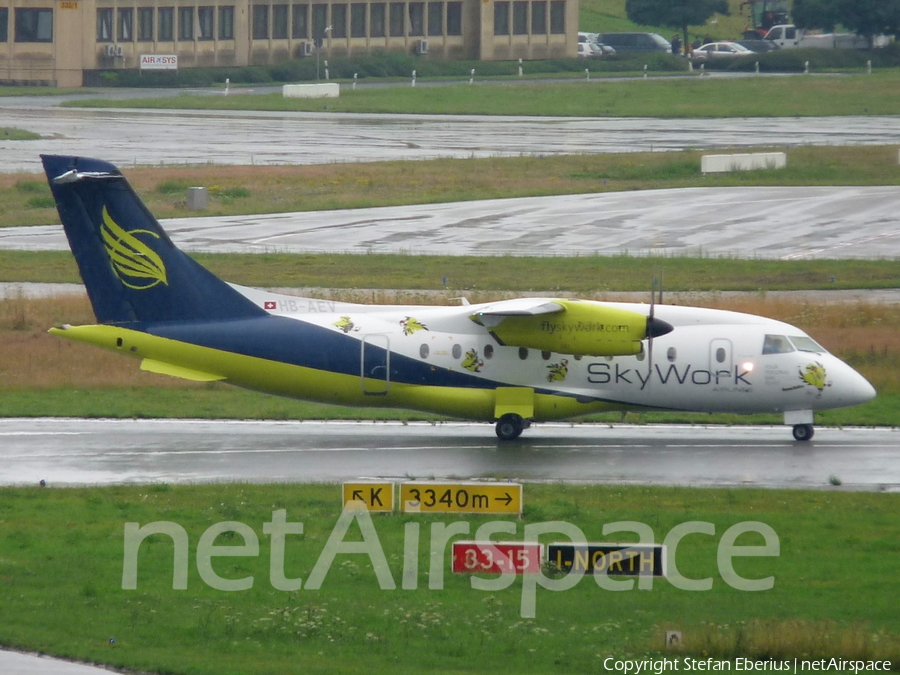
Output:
[[25, 196, 56, 209], [156, 179, 193, 195], [15, 180, 50, 194]]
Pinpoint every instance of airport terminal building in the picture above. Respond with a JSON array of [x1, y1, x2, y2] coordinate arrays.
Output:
[[0, 0, 576, 86]]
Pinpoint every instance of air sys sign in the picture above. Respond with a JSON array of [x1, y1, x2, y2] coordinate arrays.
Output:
[[140, 55, 178, 70]]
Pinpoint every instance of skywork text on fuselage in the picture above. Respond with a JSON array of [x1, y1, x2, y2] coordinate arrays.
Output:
[[588, 363, 753, 391]]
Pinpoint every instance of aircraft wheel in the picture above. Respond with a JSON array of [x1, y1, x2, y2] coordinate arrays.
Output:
[[496, 414, 525, 441], [792, 424, 814, 442]]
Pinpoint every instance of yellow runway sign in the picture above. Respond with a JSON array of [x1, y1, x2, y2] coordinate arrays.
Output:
[[400, 482, 522, 514], [342, 482, 395, 512]]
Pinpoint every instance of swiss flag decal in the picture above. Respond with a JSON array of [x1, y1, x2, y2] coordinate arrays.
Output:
[[264, 301, 277, 310]]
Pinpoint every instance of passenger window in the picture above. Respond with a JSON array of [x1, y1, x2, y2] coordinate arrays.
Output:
[[484, 344, 494, 359], [762, 334, 794, 355], [420, 344, 429, 358], [667, 347, 676, 362], [716, 347, 726, 363], [518, 347, 528, 360], [452, 344, 462, 359]]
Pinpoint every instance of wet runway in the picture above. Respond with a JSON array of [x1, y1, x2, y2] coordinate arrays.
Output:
[[4, 106, 900, 174], [3, 186, 899, 259], [2, 418, 897, 491]]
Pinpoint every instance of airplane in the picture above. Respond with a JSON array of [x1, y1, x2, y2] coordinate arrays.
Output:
[[41, 154, 876, 442]]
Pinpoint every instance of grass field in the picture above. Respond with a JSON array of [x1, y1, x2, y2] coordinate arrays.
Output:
[[1, 483, 899, 674], [3, 145, 900, 228], [63, 74, 900, 117]]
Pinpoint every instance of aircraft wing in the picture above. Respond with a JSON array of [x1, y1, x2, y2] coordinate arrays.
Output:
[[471, 298, 671, 357]]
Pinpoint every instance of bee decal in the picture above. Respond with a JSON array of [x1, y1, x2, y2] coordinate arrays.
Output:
[[799, 362, 830, 392], [333, 316, 358, 334], [400, 316, 428, 336], [547, 359, 569, 382], [461, 348, 484, 373]]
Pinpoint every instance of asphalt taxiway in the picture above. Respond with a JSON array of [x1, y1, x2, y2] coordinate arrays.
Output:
[[4, 107, 900, 174], [2, 186, 899, 259], [2, 419, 897, 491]]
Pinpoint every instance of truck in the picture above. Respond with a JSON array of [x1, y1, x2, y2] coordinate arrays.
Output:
[[741, 0, 790, 39], [764, 24, 888, 49]]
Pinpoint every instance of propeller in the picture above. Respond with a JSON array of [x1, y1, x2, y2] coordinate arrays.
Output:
[[645, 274, 674, 382]]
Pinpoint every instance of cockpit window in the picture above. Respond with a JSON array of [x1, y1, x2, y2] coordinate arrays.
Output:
[[762, 334, 794, 355], [788, 335, 827, 353]]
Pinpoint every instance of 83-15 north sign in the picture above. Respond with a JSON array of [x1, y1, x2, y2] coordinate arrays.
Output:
[[401, 482, 522, 514]]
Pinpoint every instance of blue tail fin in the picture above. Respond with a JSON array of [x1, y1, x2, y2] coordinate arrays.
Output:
[[42, 155, 266, 325]]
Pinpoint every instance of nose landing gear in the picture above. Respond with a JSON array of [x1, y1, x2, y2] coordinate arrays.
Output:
[[792, 423, 815, 442]]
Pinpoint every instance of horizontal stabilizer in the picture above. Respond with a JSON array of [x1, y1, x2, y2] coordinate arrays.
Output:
[[140, 359, 226, 382]]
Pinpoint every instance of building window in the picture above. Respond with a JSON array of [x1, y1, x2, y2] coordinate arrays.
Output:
[[118, 8, 134, 41], [531, 1, 545, 34], [219, 6, 234, 37], [273, 4, 288, 38], [291, 4, 308, 38], [138, 8, 154, 41], [252, 5, 268, 38], [158, 7, 174, 41], [493, 1, 509, 35], [549, 0, 564, 34], [97, 8, 113, 42], [331, 4, 346, 37], [408, 2, 423, 35], [427, 2, 442, 36], [389, 2, 403, 36], [178, 6, 194, 39], [446, 1, 460, 35], [197, 6, 214, 39], [370, 3, 385, 37], [0, 8, 7, 42], [15, 8, 53, 42], [512, 1, 526, 34], [312, 4, 327, 41], [350, 3, 365, 37]]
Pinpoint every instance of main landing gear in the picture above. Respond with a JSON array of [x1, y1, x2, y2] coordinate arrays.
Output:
[[792, 424, 815, 442], [496, 413, 527, 441]]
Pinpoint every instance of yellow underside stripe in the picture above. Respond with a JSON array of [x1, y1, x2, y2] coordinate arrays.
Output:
[[50, 324, 625, 421]]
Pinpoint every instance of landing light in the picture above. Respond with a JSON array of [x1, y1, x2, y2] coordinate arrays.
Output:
[[742, 361, 755, 372]]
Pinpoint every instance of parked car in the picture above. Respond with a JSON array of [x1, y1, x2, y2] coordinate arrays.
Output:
[[691, 41, 755, 62], [578, 41, 603, 58], [737, 39, 777, 53], [598, 32, 671, 53], [578, 32, 616, 56]]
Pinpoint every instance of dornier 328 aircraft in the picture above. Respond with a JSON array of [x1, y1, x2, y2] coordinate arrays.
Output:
[[42, 155, 876, 442]]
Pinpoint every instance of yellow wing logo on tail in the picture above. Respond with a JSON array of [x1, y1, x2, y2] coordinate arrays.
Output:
[[101, 207, 168, 290]]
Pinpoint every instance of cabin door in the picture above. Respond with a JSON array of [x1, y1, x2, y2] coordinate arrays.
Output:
[[361, 334, 390, 395]]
